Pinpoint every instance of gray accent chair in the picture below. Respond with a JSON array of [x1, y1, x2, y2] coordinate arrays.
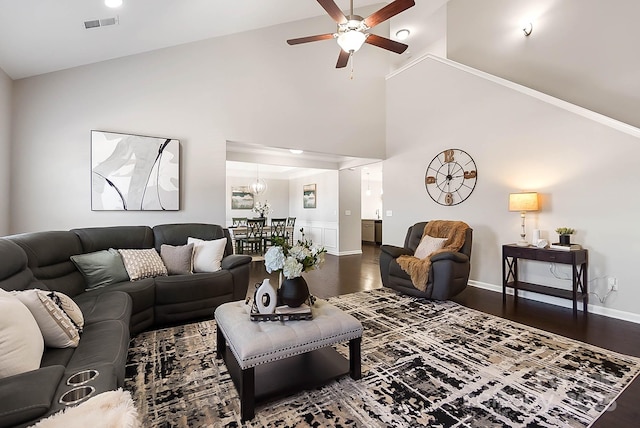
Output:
[[379, 221, 472, 300]]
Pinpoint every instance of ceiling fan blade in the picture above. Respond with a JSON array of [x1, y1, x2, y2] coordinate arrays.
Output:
[[364, 0, 415, 28], [317, 0, 348, 24], [287, 33, 335, 45], [336, 50, 350, 68], [365, 34, 408, 54]]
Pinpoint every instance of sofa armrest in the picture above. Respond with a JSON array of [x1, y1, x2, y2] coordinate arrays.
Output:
[[430, 251, 469, 264], [380, 245, 413, 259], [0, 365, 65, 427], [221, 254, 252, 270]]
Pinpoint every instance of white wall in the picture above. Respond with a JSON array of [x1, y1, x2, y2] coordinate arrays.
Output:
[[0, 67, 11, 235], [385, 56, 640, 320], [447, 0, 640, 130], [339, 168, 362, 255], [288, 170, 338, 254], [225, 175, 290, 226], [9, 11, 388, 234]]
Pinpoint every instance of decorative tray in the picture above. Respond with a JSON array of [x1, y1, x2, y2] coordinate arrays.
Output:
[[246, 295, 316, 322]]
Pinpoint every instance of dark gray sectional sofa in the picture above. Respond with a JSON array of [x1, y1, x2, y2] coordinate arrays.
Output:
[[0, 223, 251, 428]]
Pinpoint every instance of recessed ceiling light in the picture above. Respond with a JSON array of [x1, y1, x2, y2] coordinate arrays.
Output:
[[395, 29, 410, 41], [289, 149, 303, 154], [105, 0, 123, 8]]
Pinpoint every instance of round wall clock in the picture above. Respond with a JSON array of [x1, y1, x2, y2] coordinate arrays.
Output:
[[424, 148, 477, 206]]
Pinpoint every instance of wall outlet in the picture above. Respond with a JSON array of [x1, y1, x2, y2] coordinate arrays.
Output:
[[607, 277, 618, 291]]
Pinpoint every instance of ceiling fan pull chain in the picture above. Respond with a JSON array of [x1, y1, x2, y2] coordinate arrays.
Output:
[[350, 52, 354, 80]]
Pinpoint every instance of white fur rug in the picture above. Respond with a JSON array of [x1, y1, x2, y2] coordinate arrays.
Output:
[[30, 388, 140, 428]]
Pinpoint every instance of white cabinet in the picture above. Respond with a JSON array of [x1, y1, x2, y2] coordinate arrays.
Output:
[[361, 220, 375, 242]]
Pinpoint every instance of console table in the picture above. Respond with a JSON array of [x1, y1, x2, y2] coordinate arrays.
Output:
[[502, 244, 588, 316]]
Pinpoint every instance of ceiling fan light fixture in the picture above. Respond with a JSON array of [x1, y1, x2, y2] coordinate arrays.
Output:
[[105, 0, 123, 8], [337, 30, 367, 53]]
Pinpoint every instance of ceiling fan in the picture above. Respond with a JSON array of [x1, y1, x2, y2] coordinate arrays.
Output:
[[287, 0, 416, 69]]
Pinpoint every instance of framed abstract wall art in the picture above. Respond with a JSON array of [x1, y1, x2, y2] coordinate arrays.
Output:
[[91, 130, 180, 211], [231, 186, 254, 209], [303, 184, 317, 209]]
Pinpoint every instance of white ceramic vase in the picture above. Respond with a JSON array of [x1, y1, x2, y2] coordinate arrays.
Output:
[[255, 278, 277, 314]]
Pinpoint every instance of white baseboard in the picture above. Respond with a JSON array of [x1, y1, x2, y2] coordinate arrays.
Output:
[[331, 249, 363, 256], [468, 280, 640, 324]]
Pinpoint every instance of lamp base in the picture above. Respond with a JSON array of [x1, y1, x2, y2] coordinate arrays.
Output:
[[516, 240, 530, 247]]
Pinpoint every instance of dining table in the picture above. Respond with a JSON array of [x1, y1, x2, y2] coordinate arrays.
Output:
[[229, 222, 294, 254]]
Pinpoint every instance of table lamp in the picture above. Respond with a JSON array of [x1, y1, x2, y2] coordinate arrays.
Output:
[[509, 192, 539, 247]]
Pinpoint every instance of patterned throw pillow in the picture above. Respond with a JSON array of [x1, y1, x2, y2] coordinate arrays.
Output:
[[12, 289, 83, 348], [118, 249, 168, 281], [414, 235, 448, 259]]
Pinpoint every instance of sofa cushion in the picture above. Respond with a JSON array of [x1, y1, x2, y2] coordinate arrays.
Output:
[[0, 239, 35, 292], [67, 319, 130, 386], [118, 249, 168, 281], [160, 243, 194, 275], [0, 290, 44, 379], [7, 231, 86, 297], [154, 271, 234, 305], [72, 226, 154, 253], [188, 237, 227, 273], [73, 290, 132, 326], [13, 289, 82, 348], [70, 249, 130, 290]]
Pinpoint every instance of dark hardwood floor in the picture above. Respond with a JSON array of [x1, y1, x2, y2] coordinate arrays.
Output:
[[248, 243, 640, 427]]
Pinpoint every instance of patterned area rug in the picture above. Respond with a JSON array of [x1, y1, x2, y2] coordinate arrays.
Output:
[[124, 288, 640, 427]]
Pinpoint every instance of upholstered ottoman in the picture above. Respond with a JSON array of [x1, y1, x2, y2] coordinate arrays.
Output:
[[215, 299, 363, 421]]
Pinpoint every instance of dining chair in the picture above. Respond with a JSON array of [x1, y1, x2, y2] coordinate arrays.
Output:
[[232, 217, 248, 227], [286, 217, 296, 245], [265, 218, 288, 249], [237, 218, 265, 255]]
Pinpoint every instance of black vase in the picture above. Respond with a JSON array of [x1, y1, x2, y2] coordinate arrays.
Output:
[[559, 235, 571, 245], [279, 276, 309, 307]]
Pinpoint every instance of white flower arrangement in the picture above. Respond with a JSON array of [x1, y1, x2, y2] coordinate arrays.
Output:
[[264, 229, 327, 279], [253, 201, 272, 217]]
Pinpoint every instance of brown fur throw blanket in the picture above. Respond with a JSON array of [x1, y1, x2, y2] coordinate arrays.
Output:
[[397, 220, 469, 291]]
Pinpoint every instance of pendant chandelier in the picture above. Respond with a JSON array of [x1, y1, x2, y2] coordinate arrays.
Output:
[[250, 165, 267, 195]]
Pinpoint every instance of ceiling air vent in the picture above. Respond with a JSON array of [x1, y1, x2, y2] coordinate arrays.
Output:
[[84, 16, 119, 30]]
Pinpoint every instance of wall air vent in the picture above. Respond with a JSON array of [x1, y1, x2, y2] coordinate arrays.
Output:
[[84, 16, 119, 30]]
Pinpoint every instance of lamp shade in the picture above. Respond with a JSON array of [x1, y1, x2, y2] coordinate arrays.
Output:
[[509, 192, 539, 212], [337, 30, 366, 52]]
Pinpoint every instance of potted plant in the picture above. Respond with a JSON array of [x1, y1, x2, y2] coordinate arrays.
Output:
[[252, 201, 271, 219], [555, 227, 575, 245], [264, 229, 326, 307]]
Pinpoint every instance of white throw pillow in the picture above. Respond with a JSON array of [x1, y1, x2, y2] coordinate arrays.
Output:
[[0, 289, 44, 379], [188, 237, 227, 273], [118, 249, 168, 281], [12, 289, 83, 348], [414, 235, 448, 259]]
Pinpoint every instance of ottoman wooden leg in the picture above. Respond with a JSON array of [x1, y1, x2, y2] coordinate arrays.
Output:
[[349, 337, 362, 380], [216, 325, 225, 359], [240, 367, 255, 421]]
